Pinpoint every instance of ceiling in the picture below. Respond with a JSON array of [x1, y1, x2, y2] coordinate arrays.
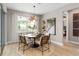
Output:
[[6, 3, 69, 15]]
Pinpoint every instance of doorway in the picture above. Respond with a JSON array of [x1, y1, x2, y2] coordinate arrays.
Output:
[[63, 12, 68, 43]]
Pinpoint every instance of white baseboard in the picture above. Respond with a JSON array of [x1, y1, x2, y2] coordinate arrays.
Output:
[[5, 40, 18, 45], [51, 40, 63, 46], [68, 41, 79, 45]]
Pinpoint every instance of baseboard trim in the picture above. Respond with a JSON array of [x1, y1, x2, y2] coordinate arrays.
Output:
[[5, 41, 18, 46], [68, 41, 79, 45], [51, 40, 63, 46]]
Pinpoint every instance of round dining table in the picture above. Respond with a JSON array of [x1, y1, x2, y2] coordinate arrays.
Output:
[[23, 34, 39, 48]]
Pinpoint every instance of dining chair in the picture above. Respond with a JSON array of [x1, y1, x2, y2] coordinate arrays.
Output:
[[18, 35, 31, 54], [36, 34, 50, 55]]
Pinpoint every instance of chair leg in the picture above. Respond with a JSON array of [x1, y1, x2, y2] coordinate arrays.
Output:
[[23, 45, 25, 54], [18, 42, 20, 51], [42, 48, 43, 56], [42, 45, 43, 56], [48, 43, 50, 52]]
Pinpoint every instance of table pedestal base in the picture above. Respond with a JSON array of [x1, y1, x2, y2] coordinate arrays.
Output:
[[31, 43, 39, 48]]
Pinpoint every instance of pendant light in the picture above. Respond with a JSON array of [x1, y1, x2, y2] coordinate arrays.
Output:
[[30, 5, 36, 21]]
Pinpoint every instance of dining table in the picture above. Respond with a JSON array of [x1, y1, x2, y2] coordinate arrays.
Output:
[[22, 33, 39, 48]]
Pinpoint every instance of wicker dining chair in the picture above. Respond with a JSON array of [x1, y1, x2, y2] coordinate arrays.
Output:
[[36, 34, 50, 55], [18, 35, 31, 54]]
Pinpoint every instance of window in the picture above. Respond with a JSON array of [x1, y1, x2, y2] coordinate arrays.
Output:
[[17, 16, 37, 33]]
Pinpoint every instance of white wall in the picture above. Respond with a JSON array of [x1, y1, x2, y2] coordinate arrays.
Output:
[[7, 11, 17, 43], [42, 10, 63, 46], [42, 3, 79, 46]]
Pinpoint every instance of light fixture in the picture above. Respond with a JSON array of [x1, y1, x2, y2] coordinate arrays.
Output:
[[30, 3, 41, 21], [30, 5, 36, 21], [31, 15, 36, 20]]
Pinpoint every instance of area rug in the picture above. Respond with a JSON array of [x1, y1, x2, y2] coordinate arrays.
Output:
[[17, 45, 55, 56]]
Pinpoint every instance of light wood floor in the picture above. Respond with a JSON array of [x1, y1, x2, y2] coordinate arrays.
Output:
[[2, 42, 79, 56]]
